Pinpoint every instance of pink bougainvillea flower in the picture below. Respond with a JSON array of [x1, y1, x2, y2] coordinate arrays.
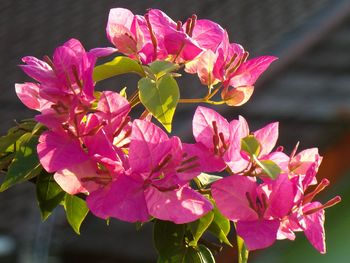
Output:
[[190, 106, 288, 174], [87, 119, 213, 223], [106, 8, 139, 55], [38, 121, 128, 196], [188, 106, 230, 172], [185, 49, 218, 86], [36, 91, 131, 195], [37, 130, 89, 173], [105, 8, 156, 63], [289, 144, 322, 179], [53, 159, 100, 195], [17, 39, 98, 134], [278, 161, 341, 253], [19, 38, 96, 106], [186, 19, 226, 52], [227, 56, 278, 88], [53, 127, 127, 195], [185, 27, 277, 106], [220, 55, 277, 106], [94, 90, 131, 142], [212, 173, 295, 250], [220, 85, 255, 106], [146, 9, 203, 63], [186, 34, 243, 86], [225, 114, 289, 174], [89, 47, 118, 58], [15, 82, 52, 111]]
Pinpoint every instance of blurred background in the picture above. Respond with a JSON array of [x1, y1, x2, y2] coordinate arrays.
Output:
[[1, 0, 350, 262]]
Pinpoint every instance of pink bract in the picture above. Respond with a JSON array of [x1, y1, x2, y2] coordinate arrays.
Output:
[[87, 119, 213, 223], [212, 173, 295, 250]]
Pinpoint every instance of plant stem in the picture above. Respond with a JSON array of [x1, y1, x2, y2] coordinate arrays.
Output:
[[206, 83, 222, 100], [179, 98, 225, 105]]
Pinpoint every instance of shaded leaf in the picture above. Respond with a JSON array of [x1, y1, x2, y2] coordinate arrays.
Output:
[[154, 220, 216, 263], [64, 194, 89, 234], [36, 172, 66, 221], [0, 120, 36, 153], [0, 152, 15, 171], [138, 74, 179, 132], [189, 211, 214, 246], [93, 56, 144, 82], [0, 133, 42, 191], [183, 245, 215, 263], [197, 245, 215, 263], [208, 207, 232, 246], [154, 220, 186, 263], [32, 122, 45, 135]]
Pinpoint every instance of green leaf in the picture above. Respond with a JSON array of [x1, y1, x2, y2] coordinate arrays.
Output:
[[154, 220, 216, 263], [0, 152, 15, 171], [253, 157, 281, 179], [183, 245, 215, 263], [64, 194, 89, 234], [154, 220, 186, 262], [196, 173, 222, 187], [208, 207, 232, 246], [0, 120, 36, 153], [0, 133, 42, 191], [189, 211, 214, 246], [237, 235, 249, 263], [36, 172, 66, 221], [149, 61, 179, 79], [138, 74, 180, 132], [241, 135, 260, 156], [93, 56, 144, 82], [197, 245, 215, 263], [31, 122, 45, 135]]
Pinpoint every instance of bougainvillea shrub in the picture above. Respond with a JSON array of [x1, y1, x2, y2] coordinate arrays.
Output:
[[0, 8, 340, 262]]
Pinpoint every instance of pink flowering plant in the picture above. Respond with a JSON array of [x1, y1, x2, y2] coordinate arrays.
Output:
[[0, 8, 341, 262]]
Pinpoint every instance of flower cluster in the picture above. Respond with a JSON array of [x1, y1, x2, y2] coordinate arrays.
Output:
[[194, 107, 341, 253], [8, 7, 340, 262], [93, 8, 277, 106]]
